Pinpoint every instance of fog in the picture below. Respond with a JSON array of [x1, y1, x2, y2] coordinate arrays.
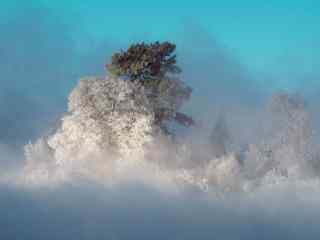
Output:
[[1, 1, 320, 239]]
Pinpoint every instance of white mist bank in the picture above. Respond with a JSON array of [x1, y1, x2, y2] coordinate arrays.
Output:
[[1, 75, 320, 240], [1, 177, 320, 240], [5, 75, 318, 195]]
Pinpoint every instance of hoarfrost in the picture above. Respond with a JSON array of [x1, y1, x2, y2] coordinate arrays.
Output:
[[21, 76, 320, 193]]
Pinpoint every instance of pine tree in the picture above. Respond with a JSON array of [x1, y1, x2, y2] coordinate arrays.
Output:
[[107, 41, 194, 133]]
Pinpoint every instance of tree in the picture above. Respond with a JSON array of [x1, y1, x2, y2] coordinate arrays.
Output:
[[107, 41, 194, 133], [210, 114, 230, 158]]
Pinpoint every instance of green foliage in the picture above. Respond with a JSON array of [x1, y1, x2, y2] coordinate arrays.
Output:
[[107, 41, 194, 132], [107, 42, 181, 81]]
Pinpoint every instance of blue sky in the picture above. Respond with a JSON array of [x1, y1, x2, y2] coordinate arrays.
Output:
[[44, 1, 319, 69], [1, 0, 319, 91]]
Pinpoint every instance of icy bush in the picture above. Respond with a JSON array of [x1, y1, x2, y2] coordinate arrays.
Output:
[[22, 76, 165, 185], [22, 82, 320, 192], [243, 92, 316, 182], [48, 76, 157, 163]]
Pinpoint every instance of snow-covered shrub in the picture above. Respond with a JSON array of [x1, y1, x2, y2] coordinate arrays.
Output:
[[48, 76, 158, 164]]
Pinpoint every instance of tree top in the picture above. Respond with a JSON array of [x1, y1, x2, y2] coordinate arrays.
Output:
[[107, 41, 181, 82]]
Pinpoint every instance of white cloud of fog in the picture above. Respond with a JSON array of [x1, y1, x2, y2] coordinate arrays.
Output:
[[1, 1, 320, 240]]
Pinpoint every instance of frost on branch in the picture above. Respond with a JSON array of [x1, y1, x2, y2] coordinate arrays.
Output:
[[48, 76, 158, 163], [22, 75, 166, 185], [244, 91, 316, 180]]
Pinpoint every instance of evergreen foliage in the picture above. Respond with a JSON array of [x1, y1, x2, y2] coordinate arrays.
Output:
[[107, 41, 194, 131]]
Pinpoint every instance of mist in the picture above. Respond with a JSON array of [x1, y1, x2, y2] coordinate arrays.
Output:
[[0, 183, 319, 239], [1, 1, 320, 239]]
